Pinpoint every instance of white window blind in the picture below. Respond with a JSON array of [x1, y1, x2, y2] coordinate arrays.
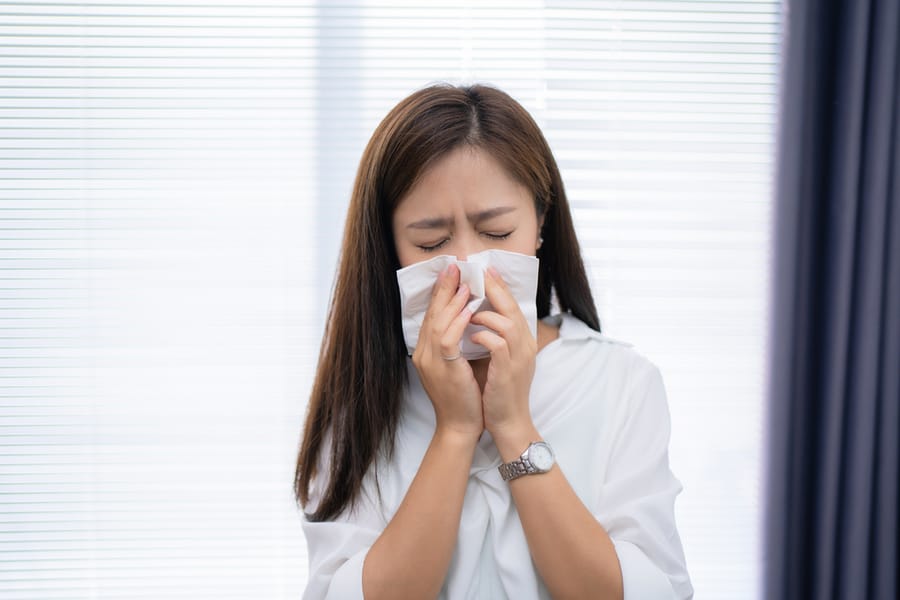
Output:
[[1, 1, 317, 598], [0, 2, 780, 598]]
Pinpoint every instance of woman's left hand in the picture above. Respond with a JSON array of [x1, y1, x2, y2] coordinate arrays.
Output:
[[469, 267, 538, 439]]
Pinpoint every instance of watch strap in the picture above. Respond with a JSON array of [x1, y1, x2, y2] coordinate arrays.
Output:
[[498, 456, 535, 481], [498, 441, 553, 481]]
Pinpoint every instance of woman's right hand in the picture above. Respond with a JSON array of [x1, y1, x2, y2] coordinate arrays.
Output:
[[411, 263, 484, 440]]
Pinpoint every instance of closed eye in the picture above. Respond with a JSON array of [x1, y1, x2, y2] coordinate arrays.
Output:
[[418, 238, 450, 252]]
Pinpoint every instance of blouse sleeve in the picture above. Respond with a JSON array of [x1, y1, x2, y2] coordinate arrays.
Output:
[[596, 354, 694, 600], [300, 454, 385, 600]]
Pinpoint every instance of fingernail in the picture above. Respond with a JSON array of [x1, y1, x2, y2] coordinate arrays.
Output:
[[456, 283, 468, 296], [487, 266, 500, 278]]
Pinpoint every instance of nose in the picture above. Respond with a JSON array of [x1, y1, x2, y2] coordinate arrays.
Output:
[[453, 232, 483, 262]]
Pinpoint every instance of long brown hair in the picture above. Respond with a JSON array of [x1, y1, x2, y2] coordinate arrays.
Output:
[[294, 83, 600, 522]]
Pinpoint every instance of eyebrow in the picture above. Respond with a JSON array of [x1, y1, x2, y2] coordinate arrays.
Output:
[[406, 206, 517, 229]]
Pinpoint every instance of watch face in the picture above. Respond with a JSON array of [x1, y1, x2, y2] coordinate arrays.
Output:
[[529, 442, 554, 471]]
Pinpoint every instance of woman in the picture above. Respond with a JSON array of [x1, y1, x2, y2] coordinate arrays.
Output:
[[295, 83, 693, 599]]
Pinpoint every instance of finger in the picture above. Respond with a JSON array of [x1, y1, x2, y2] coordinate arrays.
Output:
[[484, 267, 520, 316], [470, 328, 509, 361], [469, 310, 514, 338], [431, 283, 470, 333], [447, 281, 471, 313], [440, 308, 473, 359], [426, 263, 461, 319]]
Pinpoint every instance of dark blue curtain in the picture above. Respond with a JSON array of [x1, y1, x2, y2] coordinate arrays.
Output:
[[764, 0, 899, 598]]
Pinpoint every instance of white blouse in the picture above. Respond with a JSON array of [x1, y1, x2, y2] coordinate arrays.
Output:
[[302, 312, 694, 599]]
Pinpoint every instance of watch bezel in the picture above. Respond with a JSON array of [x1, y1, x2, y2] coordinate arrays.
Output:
[[526, 441, 555, 472]]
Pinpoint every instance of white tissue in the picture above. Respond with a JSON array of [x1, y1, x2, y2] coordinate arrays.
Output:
[[396, 249, 539, 359]]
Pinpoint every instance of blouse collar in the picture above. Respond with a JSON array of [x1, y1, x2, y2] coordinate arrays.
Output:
[[542, 312, 627, 346], [544, 312, 597, 340]]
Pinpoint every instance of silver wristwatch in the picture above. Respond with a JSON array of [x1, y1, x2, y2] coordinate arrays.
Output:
[[498, 441, 555, 481]]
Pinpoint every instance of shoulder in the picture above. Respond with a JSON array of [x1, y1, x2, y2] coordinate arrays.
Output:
[[542, 312, 666, 397], [538, 312, 665, 395], [547, 312, 657, 364]]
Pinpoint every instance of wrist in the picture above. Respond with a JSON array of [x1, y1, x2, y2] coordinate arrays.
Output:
[[432, 425, 481, 450], [490, 421, 541, 463]]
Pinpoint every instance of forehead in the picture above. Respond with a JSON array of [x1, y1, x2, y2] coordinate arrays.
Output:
[[393, 146, 532, 219]]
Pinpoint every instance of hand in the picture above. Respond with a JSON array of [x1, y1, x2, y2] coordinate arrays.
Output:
[[469, 267, 537, 439], [411, 263, 484, 440]]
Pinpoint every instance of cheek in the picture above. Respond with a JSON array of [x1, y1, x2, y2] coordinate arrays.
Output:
[[513, 239, 538, 256], [513, 223, 541, 253], [393, 237, 416, 268]]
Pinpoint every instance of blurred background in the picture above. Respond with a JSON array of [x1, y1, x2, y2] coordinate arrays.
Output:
[[0, 1, 780, 598]]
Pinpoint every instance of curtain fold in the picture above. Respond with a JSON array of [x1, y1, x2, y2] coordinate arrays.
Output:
[[765, 0, 900, 598]]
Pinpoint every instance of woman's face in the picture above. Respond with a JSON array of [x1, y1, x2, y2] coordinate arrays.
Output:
[[392, 146, 543, 268]]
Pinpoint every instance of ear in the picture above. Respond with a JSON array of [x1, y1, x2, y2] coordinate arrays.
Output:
[[536, 213, 546, 250]]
